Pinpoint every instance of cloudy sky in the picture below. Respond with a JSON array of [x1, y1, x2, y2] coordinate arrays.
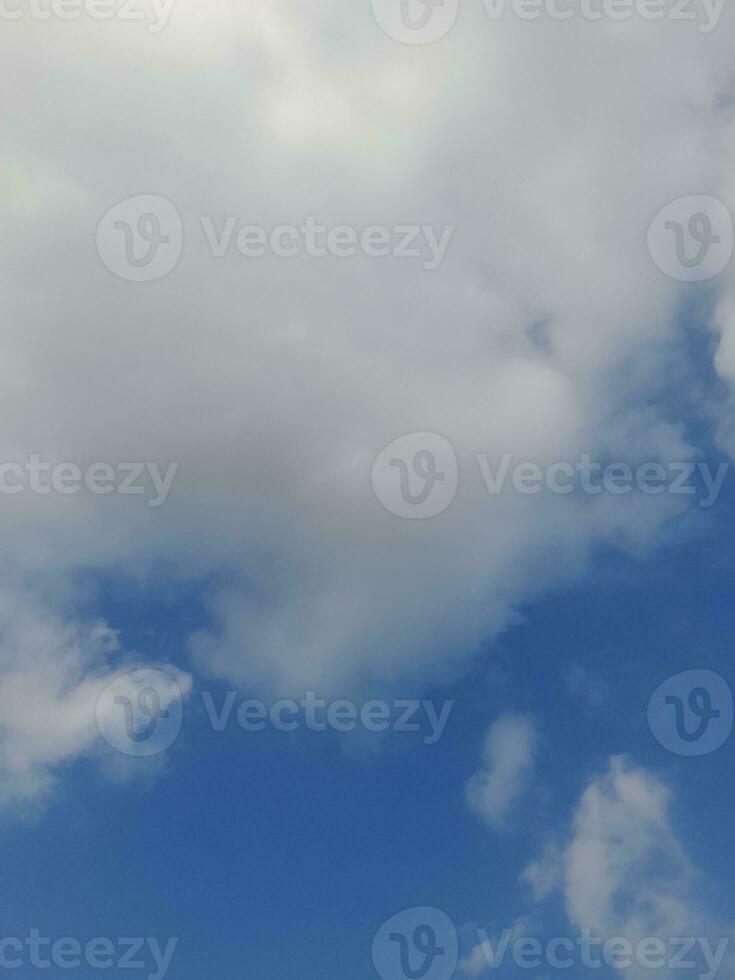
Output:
[[1, 1, 735, 978]]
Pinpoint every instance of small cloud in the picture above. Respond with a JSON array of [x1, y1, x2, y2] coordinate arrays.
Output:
[[465, 713, 537, 830], [523, 757, 735, 980], [0, 588, 192, 815]]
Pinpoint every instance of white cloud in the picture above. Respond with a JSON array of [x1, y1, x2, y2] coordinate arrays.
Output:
[[1, 2, 735, 798], [0, 587, 191, 811], [564, 757, 689, 941], [466, 713, 537, 828], [521, 757, 734, 980]]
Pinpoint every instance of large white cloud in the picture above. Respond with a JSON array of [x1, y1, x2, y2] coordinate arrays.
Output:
[[1, 1, 734, 800]]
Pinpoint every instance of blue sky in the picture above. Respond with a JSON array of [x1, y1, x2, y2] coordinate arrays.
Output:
[[3, 486, 735, 980], [3, 3, 735, 980]]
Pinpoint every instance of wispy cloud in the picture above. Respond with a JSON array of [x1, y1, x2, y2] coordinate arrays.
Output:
[[466, 713, 538, 829]]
